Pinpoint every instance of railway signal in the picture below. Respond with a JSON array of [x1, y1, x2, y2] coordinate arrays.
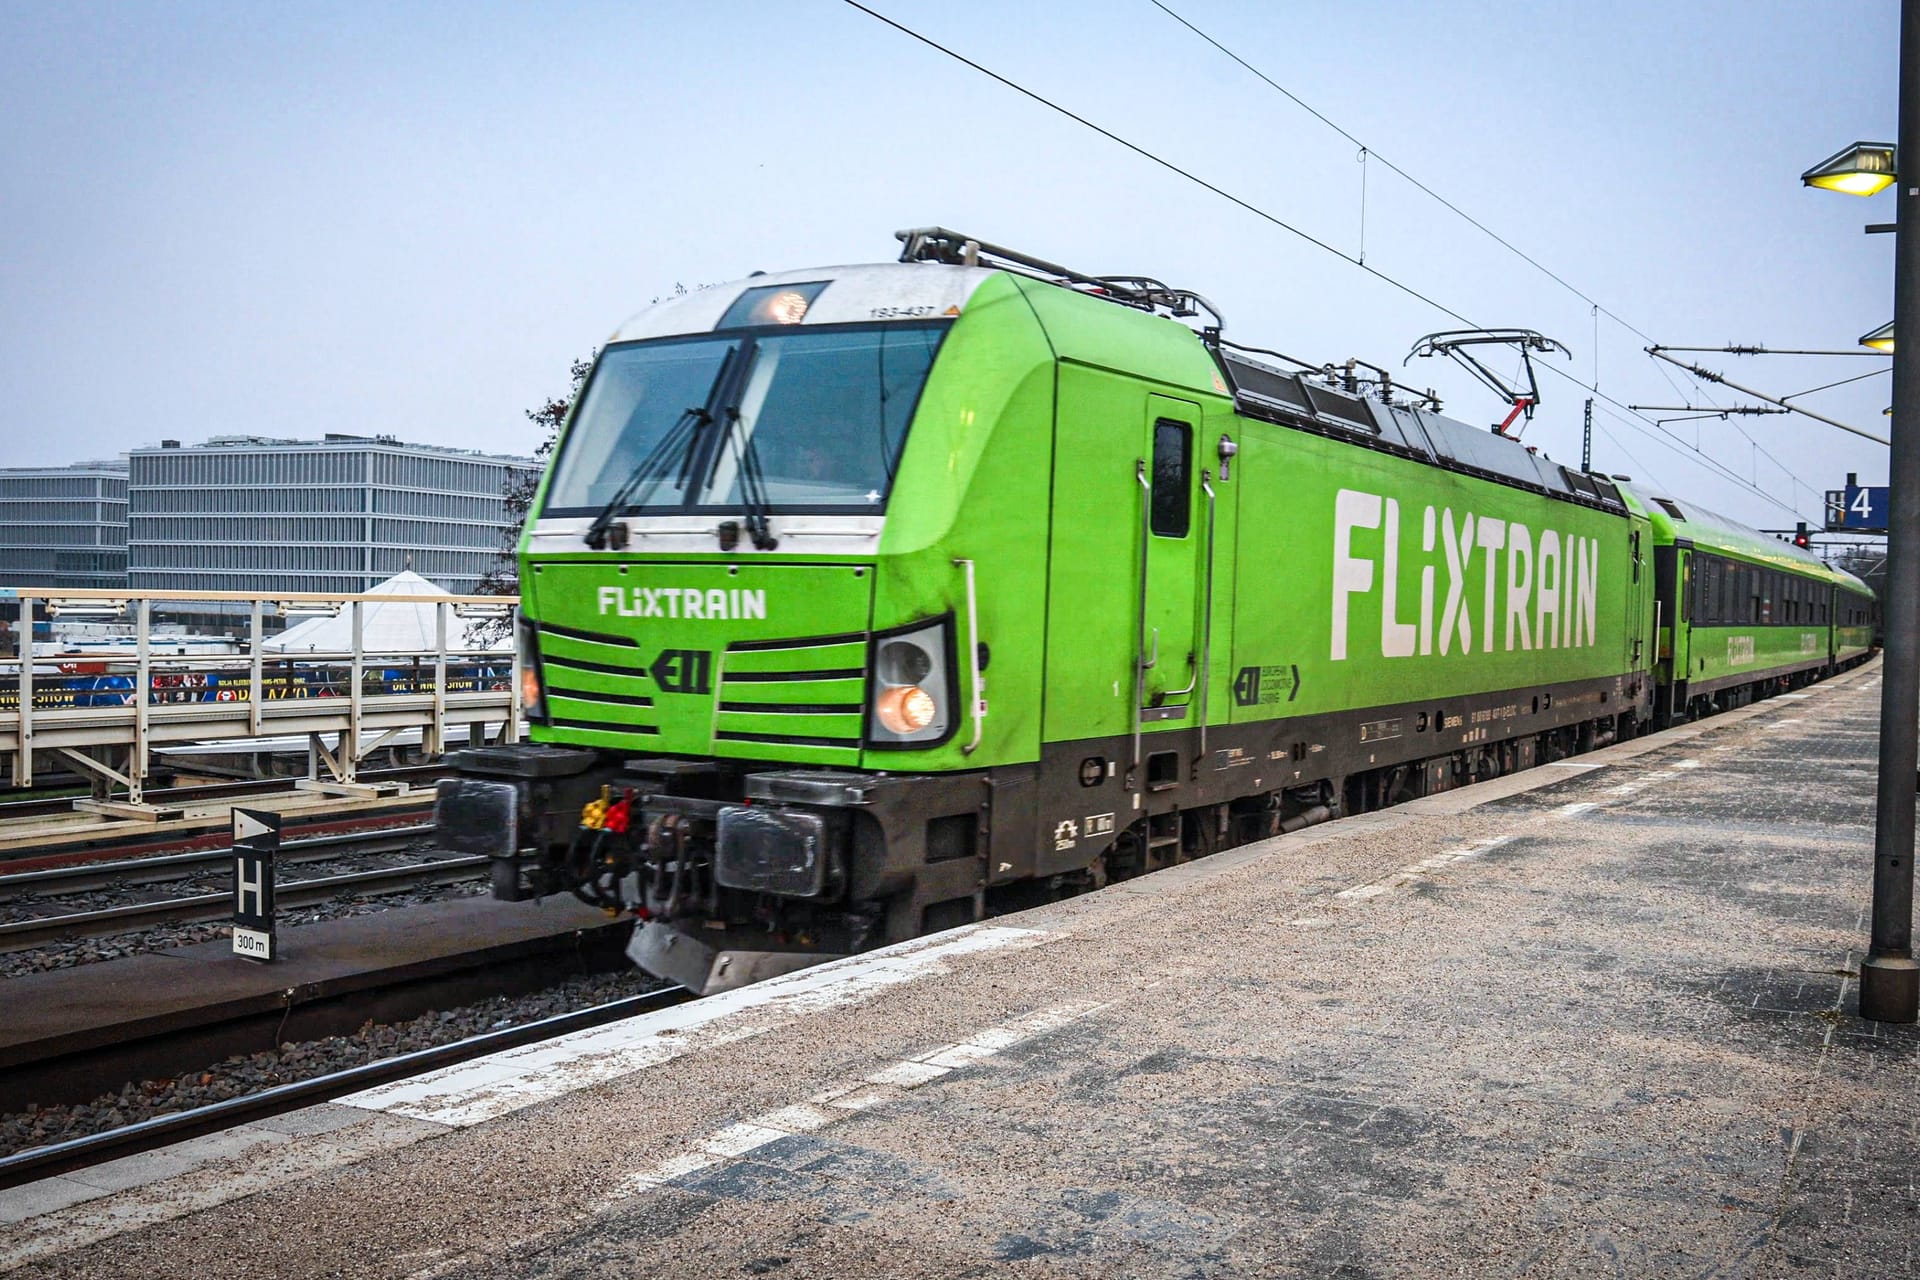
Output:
[[231, 807, 280, 962]]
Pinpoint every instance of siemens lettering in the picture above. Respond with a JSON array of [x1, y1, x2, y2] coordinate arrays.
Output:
[[597, 586, 767, 621], [1331, 489, 1599, 660]]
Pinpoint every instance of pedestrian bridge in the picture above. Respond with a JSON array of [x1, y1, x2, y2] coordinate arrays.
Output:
[[0, 587, 521, 812]]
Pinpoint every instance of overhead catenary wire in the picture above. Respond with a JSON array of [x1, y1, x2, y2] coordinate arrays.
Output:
[[1589, 399, 1806, 518], [1784, 365, 1893, 402], [1582, 417, 1661, 490], [840, 0, 1469, 323], [1636, 354, 1823, 510], [1149, 0, 1665, 348], [1648, 349, 1889, 446], [1145, 0, 1828, 520], [840, 0, 1812, 521]]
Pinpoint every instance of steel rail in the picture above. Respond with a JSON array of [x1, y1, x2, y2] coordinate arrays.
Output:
[[0, 825, 436, 899], [0, 986, 689, 1191], [0, 802, 433, 869], [0, 765, 447, 822], [0, 856, 489, 952]]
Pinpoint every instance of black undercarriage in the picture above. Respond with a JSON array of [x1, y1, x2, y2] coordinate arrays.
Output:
[[437, 657, 1867, 993]]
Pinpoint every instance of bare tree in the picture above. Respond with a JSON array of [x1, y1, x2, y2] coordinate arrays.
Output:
[[465, 353, 594, 647], [477, 352, 595, 600], [475, 285, 707, 634]]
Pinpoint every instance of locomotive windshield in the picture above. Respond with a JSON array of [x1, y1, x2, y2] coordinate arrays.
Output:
[[543, 321, 948, 516]]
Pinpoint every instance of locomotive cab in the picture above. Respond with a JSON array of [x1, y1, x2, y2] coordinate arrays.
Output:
[[438, 258, 1066, 993]]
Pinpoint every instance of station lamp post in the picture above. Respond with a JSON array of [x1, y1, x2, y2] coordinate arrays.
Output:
[[1800, 22, 1920, 1021]]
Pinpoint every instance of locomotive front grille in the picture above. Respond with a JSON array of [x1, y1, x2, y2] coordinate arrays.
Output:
[[537, 623, 663, 743], [713, 632, 867, 763]]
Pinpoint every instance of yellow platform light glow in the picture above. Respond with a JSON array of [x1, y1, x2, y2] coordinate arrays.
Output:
[[1862, 321, 1896, 353], [1801, 141, 1898, 196]]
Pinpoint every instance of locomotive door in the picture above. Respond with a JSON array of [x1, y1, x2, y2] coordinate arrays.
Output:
[[1628, 526, 1648, 671], [1136, 395, 1204, 723], [1667, 545, 1693, 724]]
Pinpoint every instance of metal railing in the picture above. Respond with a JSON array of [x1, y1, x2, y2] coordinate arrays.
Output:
[[0, 588, 520, 806]]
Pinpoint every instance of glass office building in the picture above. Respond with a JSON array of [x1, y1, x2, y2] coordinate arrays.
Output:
[[127, 435, 535, 595], [0, 461, 130, 588]]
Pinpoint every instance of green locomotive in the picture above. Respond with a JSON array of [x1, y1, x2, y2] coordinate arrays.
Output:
[[435, 228, 1874, 993]]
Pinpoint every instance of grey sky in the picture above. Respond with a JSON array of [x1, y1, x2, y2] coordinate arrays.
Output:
[[0, 1, 1898, 531]]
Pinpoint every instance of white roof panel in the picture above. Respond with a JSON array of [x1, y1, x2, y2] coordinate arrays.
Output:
[[607, 263, 999, 343]]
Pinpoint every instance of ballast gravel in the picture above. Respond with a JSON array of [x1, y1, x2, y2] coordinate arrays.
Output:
[[0, 966, 667, 1159]]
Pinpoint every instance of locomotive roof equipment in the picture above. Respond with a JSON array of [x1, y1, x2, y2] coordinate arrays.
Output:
[[1406, 328, 1571, 438]]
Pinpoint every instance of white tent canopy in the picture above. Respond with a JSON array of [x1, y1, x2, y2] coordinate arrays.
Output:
[[261, 571, 509, 654]]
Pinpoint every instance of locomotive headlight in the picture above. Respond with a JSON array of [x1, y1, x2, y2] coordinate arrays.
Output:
[[867, 621, 952, 747], [515, 610, 546, 723], [877, 639, 933, 684], [876, 684, 937, 733], [764, 290, 811, 325]]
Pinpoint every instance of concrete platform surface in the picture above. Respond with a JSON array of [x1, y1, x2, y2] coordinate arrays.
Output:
[[4, 660, 1916, 1278]]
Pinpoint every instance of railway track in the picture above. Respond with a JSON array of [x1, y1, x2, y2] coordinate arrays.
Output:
[[0, 985, 691, 1191], [0, 825, 436, 900], [0, 801, 436, 873], [0, 848, 485, 953], [0, 764, 447, 824]]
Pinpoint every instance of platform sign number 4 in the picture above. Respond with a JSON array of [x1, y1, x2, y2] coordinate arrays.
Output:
[[1842, 483, 1889, 531], [232, 807, 281, 962]]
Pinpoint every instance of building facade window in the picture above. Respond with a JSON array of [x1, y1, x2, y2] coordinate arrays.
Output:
[[121, 438, 534, 595]]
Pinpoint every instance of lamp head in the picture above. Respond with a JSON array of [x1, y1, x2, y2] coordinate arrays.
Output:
[[1802, 141, 1897, 196]]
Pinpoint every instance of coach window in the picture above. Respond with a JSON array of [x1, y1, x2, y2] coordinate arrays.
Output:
[[1150, 419, 1192, 538]]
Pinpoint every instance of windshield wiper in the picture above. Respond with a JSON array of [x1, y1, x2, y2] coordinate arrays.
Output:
[[719, 406, 779, 551], [582, 404, 711, 550], [582, 347, 738, 551]]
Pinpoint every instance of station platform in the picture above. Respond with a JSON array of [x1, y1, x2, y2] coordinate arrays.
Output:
[[4, 660, 1915, 1278]]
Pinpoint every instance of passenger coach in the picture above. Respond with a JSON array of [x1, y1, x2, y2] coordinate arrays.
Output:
[[1643, 497, 1875, 725]]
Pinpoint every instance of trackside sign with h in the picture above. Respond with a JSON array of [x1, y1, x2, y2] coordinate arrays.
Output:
[[232, 807, 280, 961]]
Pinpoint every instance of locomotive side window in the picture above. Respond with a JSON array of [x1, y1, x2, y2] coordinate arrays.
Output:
[[1151, 419, 1192, 538]]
